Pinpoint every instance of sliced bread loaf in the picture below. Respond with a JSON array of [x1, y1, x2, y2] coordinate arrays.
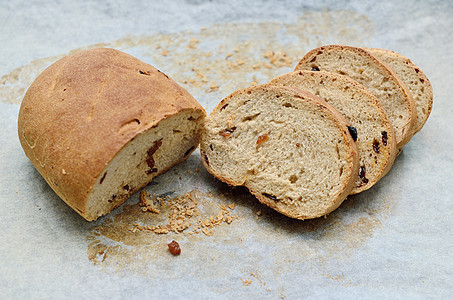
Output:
[[18, 48, 206, 221], [365, 48, 433, 134], [269, 70, 397, 194], [295, 45, 417, 148], [200, 84, 359, 220]]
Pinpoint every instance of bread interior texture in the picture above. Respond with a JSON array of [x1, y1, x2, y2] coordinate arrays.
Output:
[[270, 71, 396, 194], [297, 47, 414, 147], [366, 48, 432, 134], [202, 88, 355, 219], [85, 110, 203, 221]]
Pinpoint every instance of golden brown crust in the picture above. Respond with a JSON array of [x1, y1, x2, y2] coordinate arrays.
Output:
[[18, 48, 205, 217], [295, 45, 417, 148]]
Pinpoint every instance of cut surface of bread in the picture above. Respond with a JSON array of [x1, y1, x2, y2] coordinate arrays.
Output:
[[270, 70, 397, 194], [365, 48, 433, 134], [85, 110, 203, 221], [18, 48, 206, 221], [295, 45, 417, 148], [200, 84, 359, 220]]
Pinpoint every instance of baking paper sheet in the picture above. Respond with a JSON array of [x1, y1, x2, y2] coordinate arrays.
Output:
[[1, 1, 452, 298]]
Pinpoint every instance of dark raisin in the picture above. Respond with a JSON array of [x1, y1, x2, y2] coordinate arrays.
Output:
[[148, 138, 163, 157], [146, 138, 163, 169], [146, 168, 158, 175], [168, 240, 181, 256], [381, 131, 388, 146], [184, 146, 195, 157], [311, 66, 320, 71], [123, 184, 131, 191], [108, 194, 117, 203], [348, 126, 358, 142], [100, 172, 107, 184], [209, 144, 214, 151], [263, 193, 279, 201], [146, 156, 155, 169], [221, 103, 229, 110], [203, 153, 210, 166], [372, 139, 380, 154], [359, 166, 369, 184]]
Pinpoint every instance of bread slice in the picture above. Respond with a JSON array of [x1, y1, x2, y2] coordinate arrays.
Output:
[[200, 84, 359, 220], [295, 45, 417, 148], [270, 70, 397, 194], [364, 48, 433, 134], [18, 48, 206, 221]]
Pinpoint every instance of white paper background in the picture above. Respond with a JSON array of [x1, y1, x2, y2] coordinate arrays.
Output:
[[1, 1, 452, 299]]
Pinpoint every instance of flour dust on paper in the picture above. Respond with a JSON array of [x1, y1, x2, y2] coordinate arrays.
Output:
[[1, 9, 374, 107]]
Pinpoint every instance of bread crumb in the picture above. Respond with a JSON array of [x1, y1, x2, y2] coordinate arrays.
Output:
[[133, 190, 237, 236], [242, 279, 252, 286], [228, 203, 236, 210], [139, 190, 160, 214], [202, 228, 214, 236]]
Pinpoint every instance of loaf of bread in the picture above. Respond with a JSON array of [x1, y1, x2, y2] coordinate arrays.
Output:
[[269, 70, 397, 194], [364, 48, 433, 134], [18, 48, 206, 221], [200, 84, 359, 220], [295, 45, 417, 149]]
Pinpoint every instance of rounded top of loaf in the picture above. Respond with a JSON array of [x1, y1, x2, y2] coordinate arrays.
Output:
[[18, 48, 205, 214]]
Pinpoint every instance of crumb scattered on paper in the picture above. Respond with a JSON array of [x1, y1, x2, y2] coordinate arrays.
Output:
[[133, 189, 237, 235]]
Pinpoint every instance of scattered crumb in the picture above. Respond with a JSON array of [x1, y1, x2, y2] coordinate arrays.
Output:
[[133, 190, 237, 236], [242, 279, 252, 286], [139, 190, 160, 214]]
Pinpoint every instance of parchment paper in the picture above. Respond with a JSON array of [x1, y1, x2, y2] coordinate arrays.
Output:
[[1, 1, 452, 299]]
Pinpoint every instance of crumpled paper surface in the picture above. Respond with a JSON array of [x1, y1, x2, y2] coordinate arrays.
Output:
[[1, 1, 452, 298]]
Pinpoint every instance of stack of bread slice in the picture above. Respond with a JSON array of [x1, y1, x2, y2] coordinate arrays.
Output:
[[200, 45, 432, 220]]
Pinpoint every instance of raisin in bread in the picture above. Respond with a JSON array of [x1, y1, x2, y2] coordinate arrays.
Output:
[[200, 84, 359, 220], [270, 70, 397, 194], [295, 45, 417, 149], [18, 48, 206, 221], [364, 48, 433, 134]]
